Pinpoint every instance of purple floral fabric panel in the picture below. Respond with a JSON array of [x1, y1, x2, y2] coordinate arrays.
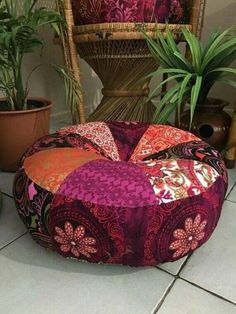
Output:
[[107, 121, 149, 160], [72, 0, 189, 25], [57, 159, 157, 207]]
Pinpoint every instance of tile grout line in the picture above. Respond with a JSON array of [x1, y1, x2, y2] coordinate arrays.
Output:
[[155, 266, 173, 277], [0, 232, 27, 252], [152, 255, 193, 313], [155, 253, 193, 277], [154, 252, 236, 310], [180, 277, 236, 306], [177, 253, 193, 276], [226, 181, 236, 200], [152, 278, 177, 314], [2, 191, 14, 199], [227, 199, 236, 204]]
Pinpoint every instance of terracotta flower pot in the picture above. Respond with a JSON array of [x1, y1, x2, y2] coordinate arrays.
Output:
[[180, 98, 232, 151], [0, 98, 52, 172], [71, 0, 188, 25]]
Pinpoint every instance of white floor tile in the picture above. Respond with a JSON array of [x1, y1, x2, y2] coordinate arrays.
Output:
[[157, 279, 236, 314], [226, 168, 236, 198], [0, 234, 174, 314], [227, 185, 236, 203], [0, 196, 26, 249], [0, 171, 15, 197], [180, 200, 236, 303], [157, 257, 187, 275]]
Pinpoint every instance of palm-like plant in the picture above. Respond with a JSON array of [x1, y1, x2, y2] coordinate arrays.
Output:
[[143, 26, 236, 127], [0, 0, 81, 114]]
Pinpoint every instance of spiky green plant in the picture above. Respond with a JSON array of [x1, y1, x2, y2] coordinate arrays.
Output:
[[0, 0, 81, 117], [142, 26, 236, 127]]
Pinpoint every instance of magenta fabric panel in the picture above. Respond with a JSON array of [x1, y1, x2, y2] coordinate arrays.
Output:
[[106, 121, 149, 160], [71, 0, 190, 25]]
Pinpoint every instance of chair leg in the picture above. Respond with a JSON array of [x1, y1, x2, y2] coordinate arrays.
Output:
[[225, 149, 236, 169], [225, 110, 236, 169]]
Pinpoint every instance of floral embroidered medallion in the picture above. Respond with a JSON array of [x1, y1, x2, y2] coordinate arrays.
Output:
[[54, 222, 97, 258], [169, 214, 207, 258]]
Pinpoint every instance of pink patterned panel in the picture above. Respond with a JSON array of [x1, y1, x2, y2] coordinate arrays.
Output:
[[59, 122, 120, 161], [71, 0, 189, 25]]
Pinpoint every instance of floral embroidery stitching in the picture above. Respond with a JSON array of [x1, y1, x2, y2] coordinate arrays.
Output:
[[54, 222, 97, 258], [72, 0, 187, 25], [169, 214, 207, 258]]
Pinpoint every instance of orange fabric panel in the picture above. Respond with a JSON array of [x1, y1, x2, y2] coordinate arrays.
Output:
[[130, 125, 200, 162], [24, 148, 107, 193]]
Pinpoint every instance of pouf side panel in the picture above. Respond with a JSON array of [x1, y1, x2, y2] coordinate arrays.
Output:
[[106, 121, 149, 161], [71, 0, 189, 25], [23, 148, 107, 194], [13, 168, 54, 249], [49, 175, 226, 267], [49, 197, 115, 264], [144, 175, 227, 265], [50, 195, 156, 266], [59, 122, 120, 161], [130, 125, 200, 162]]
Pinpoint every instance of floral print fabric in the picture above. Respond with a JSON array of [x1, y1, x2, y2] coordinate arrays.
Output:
[[137, 158, 219, 205], [169, 214, 207, 258], [54, 222, 97, 258], [71, 0, 189, 25], [13, 122, 227, 267]]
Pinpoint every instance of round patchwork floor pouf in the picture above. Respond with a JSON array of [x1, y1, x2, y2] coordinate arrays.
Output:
[[13, 122, 228, 267]]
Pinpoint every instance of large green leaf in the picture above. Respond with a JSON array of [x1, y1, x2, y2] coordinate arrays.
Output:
[[182, 28, 202, 73], [147, 73, 185, 103], [156, 100, 178, 124], [206, 27, 235, 51], [190, 76, 203, 128], [152, 84, 181, 123], [165, 28, 180, 54], [209, 67, 236, 75], [145, 68, 189, 80], [142, 30, 174, 67], [177, 73, 193, 123]]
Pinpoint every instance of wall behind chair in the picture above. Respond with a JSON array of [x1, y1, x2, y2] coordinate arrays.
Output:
[[24, 0, 236, 120], [202, 0, 236, 107]]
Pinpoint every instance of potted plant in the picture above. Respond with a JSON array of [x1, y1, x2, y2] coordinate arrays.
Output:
[[0, 0, 78, 171], [143, 26, 236, 150]]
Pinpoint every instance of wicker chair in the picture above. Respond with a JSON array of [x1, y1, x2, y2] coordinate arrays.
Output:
[[62, 0, 206, 122]]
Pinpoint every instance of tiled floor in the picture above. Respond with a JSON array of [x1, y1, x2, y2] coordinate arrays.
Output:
[[0, 120, 236, 313]]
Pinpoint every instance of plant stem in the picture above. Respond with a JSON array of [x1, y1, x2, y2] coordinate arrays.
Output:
[[13, 55, 26, 110]]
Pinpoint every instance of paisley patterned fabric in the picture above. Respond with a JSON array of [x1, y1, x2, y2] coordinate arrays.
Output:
[[13, 122, 228, 267], [71, 0, 190, 25]]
